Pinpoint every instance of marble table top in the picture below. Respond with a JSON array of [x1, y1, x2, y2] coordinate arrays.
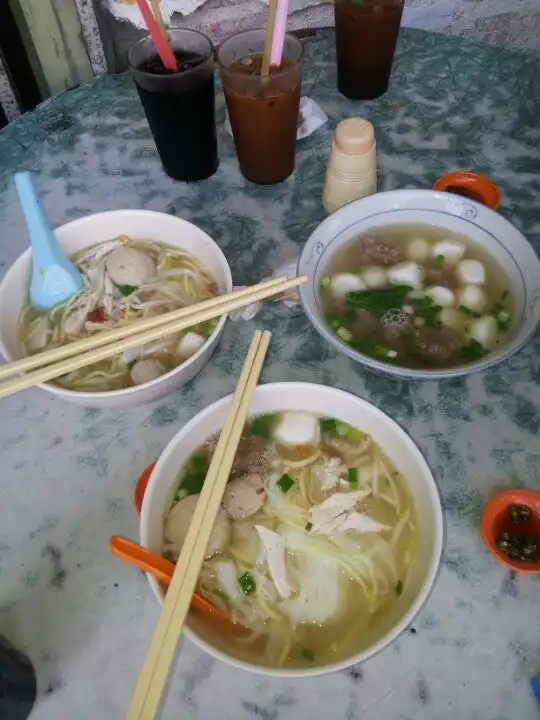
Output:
[[0, 28, 539, 720]]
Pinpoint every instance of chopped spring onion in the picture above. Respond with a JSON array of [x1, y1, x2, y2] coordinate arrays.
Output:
[[509, 504, 531, 522], [351, 339, 397, 361], [320, 276, 331, 290], [336, 326, 353, 342], [238, 572, 256, 595], [348, 467, 358, 484], [126, 359, 137, 370], [118, 284, 136, 297], [301, 648, 315, 661], [347, 426, 366, 441], [277, 473, 295, 493], [497, 309, 511, 331], [396, 580, 403, 596], [326, 314, 343, 331], [319, 418, 337, 435], [305, 521, 313, 532], [459, 305, 481, 319], [213, 588, 230, 603], [387, 349, 398, 359], [502, 289, 509, 300], [175, 488, 188, 501], [435, 254, 445, 264]]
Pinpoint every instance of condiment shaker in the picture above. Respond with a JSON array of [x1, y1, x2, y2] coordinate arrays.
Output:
[[322, 117, 377, 213]]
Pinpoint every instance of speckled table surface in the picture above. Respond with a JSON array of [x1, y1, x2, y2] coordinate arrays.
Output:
[[0, 28, 539, 720]]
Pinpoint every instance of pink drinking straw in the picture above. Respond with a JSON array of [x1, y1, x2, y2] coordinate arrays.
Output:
[[269, 0, 290, 67], [135, 0, 178, 71]]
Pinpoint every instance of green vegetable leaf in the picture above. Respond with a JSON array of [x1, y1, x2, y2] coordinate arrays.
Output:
[[118, 285, 136, 297], [181, 453, 209, 496], [460, 339, 487, 362], [277, 473, 295, 493], [238, 572, 256, 595], [346, 286, 412, 314], [319, 418, 338, 436], [348, 467, 358, 484], [250, 413, 278, 438], [301, 648, 315, 661]]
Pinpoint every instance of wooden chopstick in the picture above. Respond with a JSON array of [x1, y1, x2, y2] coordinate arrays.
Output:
[[0, 276, 304, 399], [0, 275, 303, 382], [126, 329, 271, 719]]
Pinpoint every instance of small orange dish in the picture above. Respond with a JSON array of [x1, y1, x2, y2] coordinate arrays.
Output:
[[433, 171, 501, 210], [481, 488, 540, 573]]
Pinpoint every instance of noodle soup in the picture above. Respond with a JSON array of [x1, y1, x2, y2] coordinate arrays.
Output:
[[319, 224, 514, 369], [163, 410, 419, 669], [18, 236, 219, 391]]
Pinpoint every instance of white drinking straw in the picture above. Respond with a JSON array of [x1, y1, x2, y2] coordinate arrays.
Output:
[[269, 0, 290, 66]]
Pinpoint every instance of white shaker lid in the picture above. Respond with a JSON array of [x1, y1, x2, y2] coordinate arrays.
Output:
[[335, 117, 375, 155]]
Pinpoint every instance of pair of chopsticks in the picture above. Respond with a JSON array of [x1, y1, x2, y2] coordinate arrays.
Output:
[[0, 275, 306, 399], [126, 329, 271, 719]]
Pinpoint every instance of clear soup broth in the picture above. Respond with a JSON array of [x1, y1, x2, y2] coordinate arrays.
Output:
[[319, 224, 514, 369], [164, 411, 418, 669]]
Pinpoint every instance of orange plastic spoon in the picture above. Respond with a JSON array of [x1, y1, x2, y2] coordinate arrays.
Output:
[[109, 535, 231, 619], [128, 462, 245, 629]]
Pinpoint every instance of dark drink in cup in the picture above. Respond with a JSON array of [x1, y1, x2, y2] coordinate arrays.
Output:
[[0, 635, 36, 720], [334, 0, 404, 100], [128, 29, 218, 182], [218, 30, 303, 185]]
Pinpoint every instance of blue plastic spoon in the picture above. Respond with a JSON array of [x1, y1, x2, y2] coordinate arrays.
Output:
[[14, 172, 83, 311]]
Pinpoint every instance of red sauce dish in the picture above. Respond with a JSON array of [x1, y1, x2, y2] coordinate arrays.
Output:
[[481, 488, 540, 573]]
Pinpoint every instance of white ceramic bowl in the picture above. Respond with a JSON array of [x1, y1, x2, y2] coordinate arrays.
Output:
[[140, 382, 444, 677], [298, 190, 540, 380], [0, 210, 233, 408]]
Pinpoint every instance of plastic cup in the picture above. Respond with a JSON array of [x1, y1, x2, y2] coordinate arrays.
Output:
[[334, 0, 404, 100], [128, 29, 218, 182], [218, 29, 303, 185]]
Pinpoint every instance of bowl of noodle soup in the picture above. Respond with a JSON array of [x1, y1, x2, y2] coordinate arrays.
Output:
[[0, 210, 233, 407], [140, 382, 444, 676]]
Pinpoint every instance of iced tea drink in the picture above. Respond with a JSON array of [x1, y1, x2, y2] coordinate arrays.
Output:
[[218, 30, 303, 185], [334, 0, 404, 100]]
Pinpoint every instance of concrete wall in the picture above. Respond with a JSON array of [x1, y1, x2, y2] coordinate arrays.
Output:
[[99, 0, 540, 71]]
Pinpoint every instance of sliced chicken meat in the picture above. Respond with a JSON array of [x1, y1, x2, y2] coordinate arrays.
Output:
[[254, 525, 292, 599], [310, 490, 371, 534]]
